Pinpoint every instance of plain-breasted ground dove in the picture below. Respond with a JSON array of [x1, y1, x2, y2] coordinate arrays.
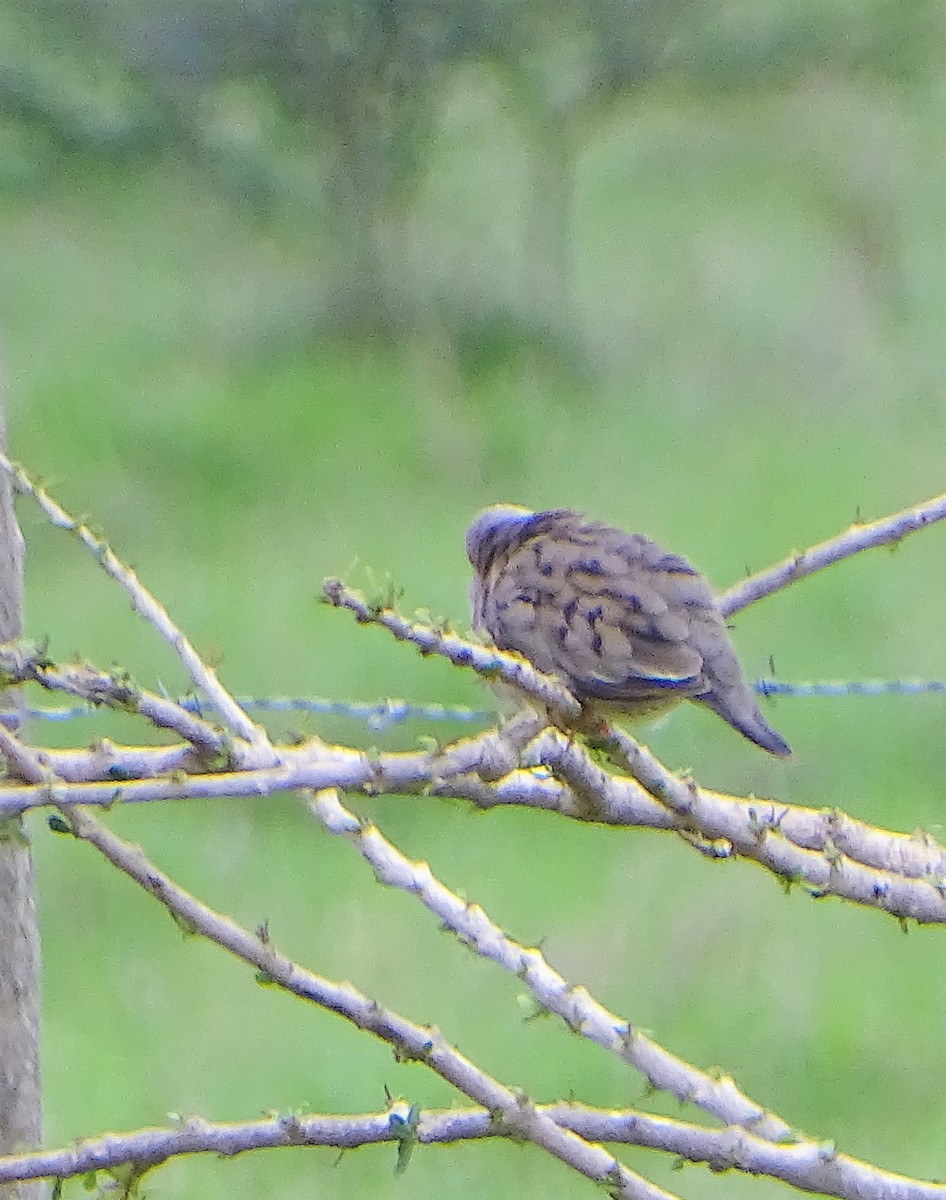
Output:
[[466, 504, 790, 757]]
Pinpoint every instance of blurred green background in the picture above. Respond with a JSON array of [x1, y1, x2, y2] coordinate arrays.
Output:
[[3, 1, 946, 1196]]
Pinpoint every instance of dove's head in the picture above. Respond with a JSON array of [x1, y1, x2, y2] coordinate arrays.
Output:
[[465, 504, 536, 575]]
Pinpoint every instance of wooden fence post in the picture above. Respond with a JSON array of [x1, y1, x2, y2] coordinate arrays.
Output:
[[0, 387, 43, 1198]]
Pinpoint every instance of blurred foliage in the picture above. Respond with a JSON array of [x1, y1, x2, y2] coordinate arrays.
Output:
[[2, 2, 946, 1199], [2, 0, 941, 342]]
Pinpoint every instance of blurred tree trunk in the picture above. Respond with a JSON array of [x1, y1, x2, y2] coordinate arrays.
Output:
[[321, 71, 428, 338], [524, 114, 579, 348], [496, 57, 583, 352], [325, 142, 410, 334], [0, 385, 42, 1198]]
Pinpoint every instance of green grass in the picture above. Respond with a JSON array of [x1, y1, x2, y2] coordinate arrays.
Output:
[[3, 65, 946, 1199]]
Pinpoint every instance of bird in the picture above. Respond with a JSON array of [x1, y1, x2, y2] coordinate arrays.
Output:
[[465, 504, 790, 757]]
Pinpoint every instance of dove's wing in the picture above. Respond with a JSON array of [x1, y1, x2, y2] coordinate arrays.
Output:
[[481, 516, 714, 703]]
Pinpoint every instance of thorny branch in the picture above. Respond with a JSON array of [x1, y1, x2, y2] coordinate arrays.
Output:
[[719, 492, 946, 616], [2, 1102, 942, 1200]]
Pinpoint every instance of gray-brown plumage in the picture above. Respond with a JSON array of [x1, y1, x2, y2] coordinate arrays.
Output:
[[466, 504, 790, 757]]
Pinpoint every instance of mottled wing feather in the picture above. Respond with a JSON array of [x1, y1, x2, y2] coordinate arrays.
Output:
[[482, 520, 716, 702]]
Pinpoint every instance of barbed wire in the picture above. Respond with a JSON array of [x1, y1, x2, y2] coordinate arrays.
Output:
[[0, 695, 489, 731], [2, 678, 943, 733], [754, 678, 946, 697]]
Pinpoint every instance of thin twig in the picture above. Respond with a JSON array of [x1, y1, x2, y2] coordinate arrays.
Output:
[[0, 642, 224, 757], [0, 725, 49, 787], [0, 1103, 941, 1199], [0, 455, 271, 756], [310, 788, 791, 1139], [321, 578, 582, 726], [721, 492, 946, 616], [581, 724, 946, 921]]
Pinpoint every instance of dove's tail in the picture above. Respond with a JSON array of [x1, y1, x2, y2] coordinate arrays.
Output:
[[700, 691, 792, 757]]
